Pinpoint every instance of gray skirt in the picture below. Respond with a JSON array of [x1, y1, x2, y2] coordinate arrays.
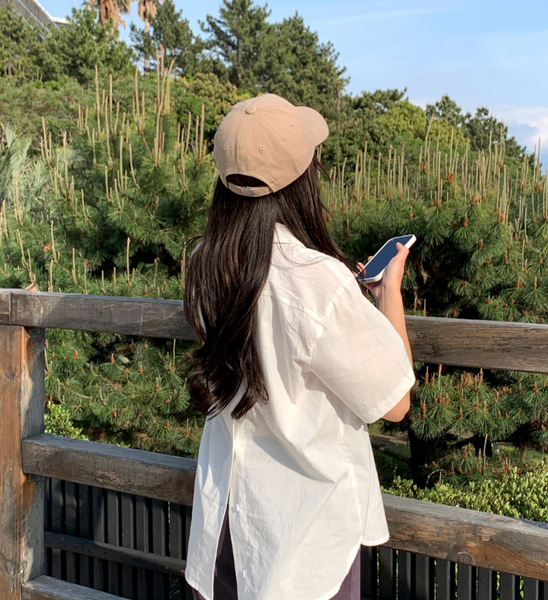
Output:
[[190, 506, 361, 600]]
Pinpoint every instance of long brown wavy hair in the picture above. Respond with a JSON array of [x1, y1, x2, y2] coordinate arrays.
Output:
[[184, 155, 353, 420]]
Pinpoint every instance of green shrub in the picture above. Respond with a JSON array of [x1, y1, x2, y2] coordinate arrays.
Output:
[[383, 463, 548, 522]]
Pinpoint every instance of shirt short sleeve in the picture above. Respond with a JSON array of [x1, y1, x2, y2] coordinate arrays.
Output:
[[308, 275, 416, 424]]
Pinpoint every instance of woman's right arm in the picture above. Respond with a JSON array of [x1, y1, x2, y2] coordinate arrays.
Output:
[[363, 243, 413, 422]]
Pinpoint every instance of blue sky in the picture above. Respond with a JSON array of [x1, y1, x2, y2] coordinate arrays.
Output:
[[41, 0, 548, 165]]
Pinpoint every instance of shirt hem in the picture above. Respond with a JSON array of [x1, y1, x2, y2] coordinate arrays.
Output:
[[185, 575, 211, 600], [360, 532, 390, 546], [309, 538, 364, 600]]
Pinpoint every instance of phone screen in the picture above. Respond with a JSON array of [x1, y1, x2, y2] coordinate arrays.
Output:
[[357, 235, 415, 281]]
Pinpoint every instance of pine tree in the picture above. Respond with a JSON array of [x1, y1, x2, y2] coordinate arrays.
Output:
[[201, 0, 271, 91], [327, 135, 548, 485], [130, 0, 208, 77], [258, 12, 348, 119], [42, 8, 135, 84], [0, 3, 48, 80], [0, 68, 214, 456]]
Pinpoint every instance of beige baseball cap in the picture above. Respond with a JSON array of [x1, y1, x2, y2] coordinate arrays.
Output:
[[213, 94, 329, 198]]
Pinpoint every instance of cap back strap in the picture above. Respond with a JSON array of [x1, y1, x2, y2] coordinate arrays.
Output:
[[227, 182, 272, 198]]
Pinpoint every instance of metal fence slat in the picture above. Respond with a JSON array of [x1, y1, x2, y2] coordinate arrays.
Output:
[[500, 572, 517, 600], [397, 550, 412, 600], [415, 554, 434, 600], [477, 567, 495, 600], [151, 499, 168, 599], [64, 481, 78, 584], [92, 486, 106, 591], [135, 496, 149, 600], [169, 503, 184, 600], [106, 489, 121, 595], [436, 558, 455, 600], [361, 545, 377, 599], [51, 478, 64, 580], [78, 484, 93, 588], [523, 577, 539, 600], [457, 563, 476, 600], [120, 492, 135, 598], [379, 546, 396, 600]]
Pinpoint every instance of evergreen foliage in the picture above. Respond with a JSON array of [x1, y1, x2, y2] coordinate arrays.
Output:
[[200, 0, 271, 90], [0, 2, 545, 491], [325, 134, 548, 484], [383, 462, 548, 522], [130, 0, 210, 77], [0, 69, 214, 455], [41, 8, 135, 84], [0, 6, 134, 84], [0, 3, 48, 79]]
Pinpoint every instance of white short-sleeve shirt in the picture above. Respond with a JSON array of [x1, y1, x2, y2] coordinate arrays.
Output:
[[185, 223, 416, 600]]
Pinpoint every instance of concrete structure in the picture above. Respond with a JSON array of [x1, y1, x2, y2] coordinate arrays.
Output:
[[0, 0, 67, 34]]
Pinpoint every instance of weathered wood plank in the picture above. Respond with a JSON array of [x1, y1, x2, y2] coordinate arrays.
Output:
[[383, 494, 548, 581], [7, 290, 195, 340], [405, 315, 548, 374], [0, 326, 45, 598], [3, 289, 548, 373], [22, 434, 196, 505], [44, 532, 186, 577], [22, 576, 122, 600]]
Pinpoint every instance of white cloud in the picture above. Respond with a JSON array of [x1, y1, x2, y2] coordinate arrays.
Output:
[[492, 105, 548, 155]]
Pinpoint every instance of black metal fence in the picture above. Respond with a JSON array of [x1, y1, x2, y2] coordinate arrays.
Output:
[[45, 478, 192, 600], [45, 477, 548, 600]]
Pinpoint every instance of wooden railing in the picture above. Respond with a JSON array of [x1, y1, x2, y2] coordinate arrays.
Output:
[[1, 288, 548, 599]]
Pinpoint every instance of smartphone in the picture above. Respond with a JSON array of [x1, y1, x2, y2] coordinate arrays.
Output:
[[357, 234, 416, 283]]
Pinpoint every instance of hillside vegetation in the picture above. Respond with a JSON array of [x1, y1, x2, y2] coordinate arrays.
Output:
[[1, 2, 546, 509]]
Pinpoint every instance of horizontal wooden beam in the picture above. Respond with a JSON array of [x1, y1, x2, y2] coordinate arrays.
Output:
[[2, 289, 548, 372], [382, 493, 548, 581], [45, 533, 186, 577], [0, 289, 195, 340], [406, 315, 548, 374], [22, 433, 548, 581], [22, 434, 195, 505], [22, 576, 122, 600]]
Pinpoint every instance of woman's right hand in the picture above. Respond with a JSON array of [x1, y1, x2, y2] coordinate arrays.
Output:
[[362, 242, 409, 301]]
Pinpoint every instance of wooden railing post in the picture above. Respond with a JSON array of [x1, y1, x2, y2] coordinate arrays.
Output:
[[0, 324, 45, 598]]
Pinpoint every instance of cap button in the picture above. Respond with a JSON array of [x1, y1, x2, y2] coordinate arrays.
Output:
[[245, 106, 257, 115]]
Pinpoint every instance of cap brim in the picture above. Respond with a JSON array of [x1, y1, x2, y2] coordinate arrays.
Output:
[[296, 106, 329, 146]]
